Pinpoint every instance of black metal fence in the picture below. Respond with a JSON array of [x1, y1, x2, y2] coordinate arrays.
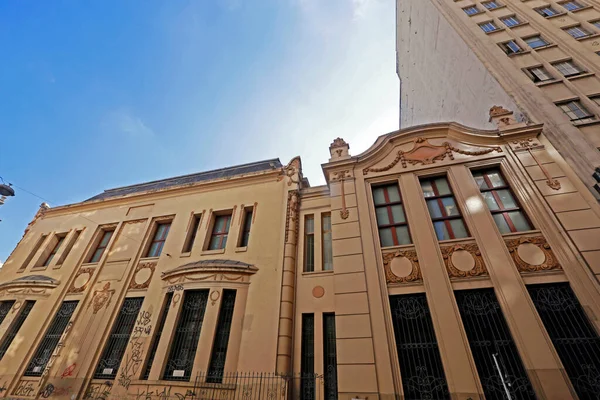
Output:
[[127, 372, 334, 400]]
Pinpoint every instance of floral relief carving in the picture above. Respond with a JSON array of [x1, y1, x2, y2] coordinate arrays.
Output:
[[88, 282, 116, 314], [67, 267, 95, 294], [128, 262, 156, 290], [440, 244, 488, 279], [512, 139, 561, 191], [382, 250, 422, 284], [505, 236, 562, 273], [165, 273, 246, 284], [363, 137, 502, 175], [285, 190, 300, 244], [277, 156, 302, 186]]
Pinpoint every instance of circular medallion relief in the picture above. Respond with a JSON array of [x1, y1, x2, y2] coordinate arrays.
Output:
[[517, 243, 546, 266], [73, 271, 92, 290], [312, 286, 325, 298], [451, 250, 476, 272], [390, 256, 413, 278], [134, 268, 152, 285]]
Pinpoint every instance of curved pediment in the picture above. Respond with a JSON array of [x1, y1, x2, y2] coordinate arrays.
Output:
[[0, 275, 60, 290], [161, 259, 258, 281]]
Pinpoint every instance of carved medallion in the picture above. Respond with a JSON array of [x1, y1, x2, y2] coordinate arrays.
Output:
[[440, 243, 488, 279], [68, 267, 95, 294], [382, 250, 422, 284], [129, 262, 156, 290], [505, 236, 561, 273]]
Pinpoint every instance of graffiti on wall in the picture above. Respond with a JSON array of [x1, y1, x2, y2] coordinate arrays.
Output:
[[83, 381, 113, 400], [117, 309, 152, 389]]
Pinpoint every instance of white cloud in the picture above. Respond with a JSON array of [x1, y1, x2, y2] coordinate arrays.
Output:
[[352, 0, 375, 19], [0, 260, 3, 269], [106, 109, 155, 138]]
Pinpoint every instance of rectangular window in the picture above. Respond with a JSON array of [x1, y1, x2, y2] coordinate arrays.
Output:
[[208, 214, 231, 250], [561, 0, 584, 11], [239, 209, 253, 247], [389, 294, 449, 399], [463, 5, 481, 15], [528, 283, 600, 400], [501, 15, 522, 26], [141, 293, 173, 380], [420, 176, 469, 241], [564, 25, 591, 38], [526, 66, 553, 82], [480, 21, 500, 32], [207, 290, 237, 383], [89, 230, 114, 263], [592, 20, 600, 29], [322, 214, 333, 271], [19, 234, 48, 271], [183, 214, 201, 253], [373, 183, 411, 247], [500, 40, 523, 54], [146, 222, 171, 257], [164, 290, 209, 381], [557, 100, 595, 122], [25, 301, 77, 376], [42, 234, 66, 267], [482, 0, 501, 9], [472, 169, 532, 234], [455, 290, 536, 399], [304, 215, 315, 272], [56, 230, 81, 266], [0, 301, 34, 360], [94, 297, 143, 379], [323, 313, 338, 399], [525, 35, 549, 48], [536, 6, 559, 17], [300, 314, 315, 400], [552, 60, 585, 77]]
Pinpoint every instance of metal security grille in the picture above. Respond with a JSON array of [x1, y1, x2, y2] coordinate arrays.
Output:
[[94, 297, 143, 379], [455, 290, 536, 399], [323, 313, 338, 400], [164, 290, 209, 381], [301, 313, 315, 400], [0, 301, 15, 326], [0, 301, 33, 360], [141, 293, 173, 380], [207, 290, 237, 383], [25, 301, 77, 376], [528, 283, 600, 400], [389, 294, 449, 400]]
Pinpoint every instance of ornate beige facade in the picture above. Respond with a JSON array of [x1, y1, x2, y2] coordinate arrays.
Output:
[[1, 113, 600, 400], [396, 0, 600, 197]]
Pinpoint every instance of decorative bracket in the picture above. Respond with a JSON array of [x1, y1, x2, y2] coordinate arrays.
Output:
[[331, 170, 351, 220], [513, 139, 561, 191]]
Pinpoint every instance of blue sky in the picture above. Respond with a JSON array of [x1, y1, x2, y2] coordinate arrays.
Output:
[[0, 0, 398, 264]]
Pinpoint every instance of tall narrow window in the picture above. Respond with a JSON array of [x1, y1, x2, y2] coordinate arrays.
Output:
[[552, 60, 585, 77], [528, 283, 600, 400], [525, 35, 549, 48], [19, 234, 48, 271], [304, 215, 315, 272], [42, 235, 66, 267], [0, 301, 34, 360], [56, 230, 81, 266], [455, 290, 536, 399], [564, 25, 591, 38], [323, 313, 338, 400], [420, 176, 469, 240], [472, 169, 532, 234], [557, 100, 595, 123], [141, 293, 173, 380], [146, 222, 171, 257], [0, 301, 15, 326], [239, 209, 253, 247], [526, 66, 553, 82], [25, 301, 77, 376], [94, 297, 143, 379], [500, 40, 523, 54], [373, 183, 411, 247], [322, 214, 333, 271], [536, 6, 559, 17], [389, 294, 449, 399], [207, 290, 237, 383], [208, 214, 231, 250], [300, 314, 315, 400], [183, 215, 201, 253], [89, 230, 114, 263], [164, 290, 209, 381]]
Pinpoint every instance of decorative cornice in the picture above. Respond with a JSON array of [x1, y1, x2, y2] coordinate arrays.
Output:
[[382, 250, 422, 284], [440, 243, 488, 279], [161, 259, 258, 281], [505, 236, 561, 273]]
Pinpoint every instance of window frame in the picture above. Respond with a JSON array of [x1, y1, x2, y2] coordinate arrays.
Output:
[[420, 175, 470, 241], [238, 208, 253, 248], [559, 0, 585, 11], [463, 5, 482, 15], [207, 213, 232, 251], [500, 40, 523, 54], [525, 65, 554, 83], [564, 25, 591, 38], [524, 35, 550, 49], [88, 229, 115, 263], [472, 168, 534, 234], [182, 214, 202, 253], [479, 21, 500, 32], [501, 15, 523, 27], [552, 59, 585, 77], [145, 221, 172, 258], [535, 5, 560, 17], [322, 213, 333, 271], [556, 100, 596, 122], [372, 182, 412, 247], [304, 215, 315, 272], [482, 0, 501, 9], [42, 234, 67, 267]]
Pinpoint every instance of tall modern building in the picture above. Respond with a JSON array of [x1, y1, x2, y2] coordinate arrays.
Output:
[[396, 0, 600, 195]]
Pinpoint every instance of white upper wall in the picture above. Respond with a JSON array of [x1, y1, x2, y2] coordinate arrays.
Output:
[[396, 0, 520, 129]]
